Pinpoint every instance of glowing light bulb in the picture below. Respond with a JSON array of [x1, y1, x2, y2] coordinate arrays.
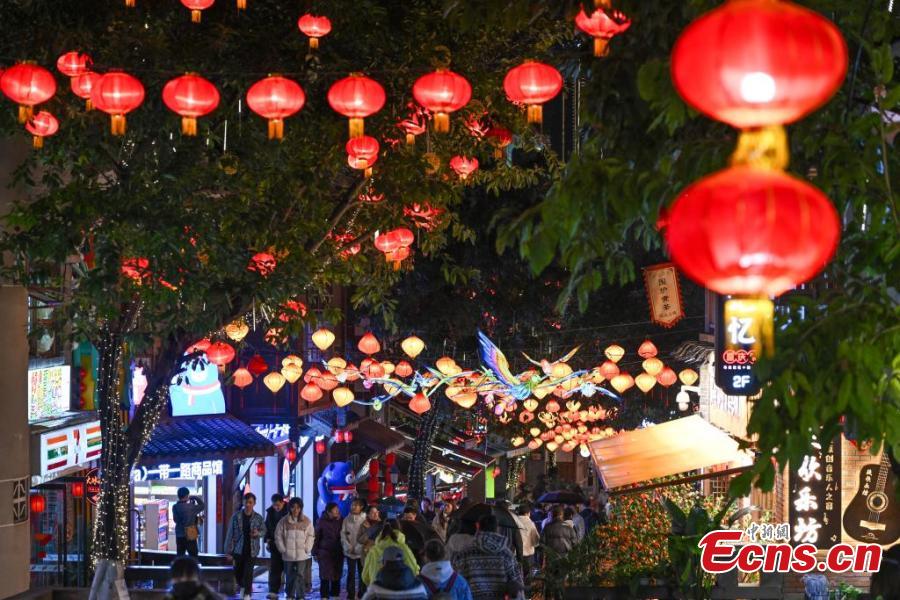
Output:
[[740, 72, 776, 103]]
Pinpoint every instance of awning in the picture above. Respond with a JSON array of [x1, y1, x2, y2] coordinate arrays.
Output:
[[395, 445, 482, 479], [141, 414, 275, 464], [354, 418, 407, 453], [394, 421, 494, 468], [588, 415, 745, 490]]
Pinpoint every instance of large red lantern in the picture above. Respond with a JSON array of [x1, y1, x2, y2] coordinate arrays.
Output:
[[664, 166, 839, 298], [91, 72, 145, 136], [56, 52, 92, 78], [575, 8, 632, 57], [205, 341, 235, 366], [346, 135, 380, 176], [181, 0, 215, 23], [162, 74, 220, 136], [26, 111, 59, 149], [412, 69, 471, 133], [71, 72, 101, 111], [30, 493, 46, 514], [449, 156, 479, 181], [503, 61, 563, 124], [246, 76, 305, 140], [1, 64, 57, 123], [671, 0, 847, 129], [328, 74, 386, 139], [298, 14, 332, 49]]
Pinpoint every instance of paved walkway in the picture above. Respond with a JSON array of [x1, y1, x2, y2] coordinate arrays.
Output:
[[226, 560, 356, 599]]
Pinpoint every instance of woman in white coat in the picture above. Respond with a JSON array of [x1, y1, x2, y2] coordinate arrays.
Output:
[[275, 498, 315, 600]]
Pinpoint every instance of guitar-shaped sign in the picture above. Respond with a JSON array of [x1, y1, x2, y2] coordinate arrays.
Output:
[[843, 452, 900, 545]]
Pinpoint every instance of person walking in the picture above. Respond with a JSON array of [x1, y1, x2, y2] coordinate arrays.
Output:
[[513, 503, 539, 586], [164, 556, 220, 600], [265, 493, 288, 599], [419, 539, 473, 600], [360, 547, 428, 600], [431, 501, 454, 542], [541, 506, 578, 556], [362, 520, 419, 587], [451, 514, 523, 600], [313, 501, 345, 600], [356, 505, 383, 563], [224, 492, 266, 600], [342, 498, 367, 600], [275, 498, 315, 600], [172, 487, 205, 558], [566, 506, 585, 541]]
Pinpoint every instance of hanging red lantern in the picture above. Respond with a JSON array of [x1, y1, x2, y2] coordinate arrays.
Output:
[[328, 74, 386, 139], [25, 111, 59, 149], [255, 461, 266, 476], [486, 125, 513, 158], [56, 52, 92, 79], [409, 392, 432, 415], [449, 156, 479, 180], [205, 341, 235, 366], [298, 14, 332, 49], [71, 482, 85, 498], [71, 71, 101, 111], [598, 360, 619, 381], [656, 367, 678, 388], [671, 0, 847, 129], [315, 439, 327, 454], [233, 367, 253, 388], [412, 69, 471, 133], [575, 7, 632, 57], [346, 135, 380, 177], [1, 63, 57, 123], [395, 361, 414, 378], [301, 383, 323, 403], [30, 493, 46, 514], [187, 338, 211, 354], [247, 354, 269, 376], [91, 72, 144, 136], [503, 61, 563, 125], [344, 431, 353, 443], [246, 76, 305, 140], [637, 340, 658, 359], [162, 74, 220, 136], [285, 446, 297, 463], [664, 166, 839, 298], [248, 251, 277, 276], [181, 0, 215, 23], [358, 332, 381, 355]]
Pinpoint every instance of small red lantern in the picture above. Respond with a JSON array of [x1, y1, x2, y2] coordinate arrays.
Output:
[[412, 69, 471, 133], [346, 135, 380, 177], [671, 0, 847, 129], [285, 446, 297, 463], [334, 430, 344, 443], [205, 341, 235, 366], [637, 340, 658, 359], [575, 7, 632, 57], [181, 0, 215, 22], [409, 392, 432, 415], [449, 156, 479, 180], [71, 482, 85, 498], [26, 111, 59, 149], [246, 76, 306, 140], [503, 61, 563, 125], [344, 431, 353, 443], [255, 461, 266, 476], [598, 360, 619, 381], [247, 354, 269, 376], [486, 125, 513, 158], [91, 72, 145, 136], [328, 74, 386, 139], [162, 74, 220, 136], [1, 63, 57, 123], [56, 52, 92, 78], [298, 14, 332, 49], [395, 361, 414, 378], [301, 383, 323, 403], [315, 439, 326, 454], [357, 332, 381, 355], [233, 367, 253, 388], [71, 72, 101, 111], [656, 367, 678, 388], [30, 493, 46, 514]]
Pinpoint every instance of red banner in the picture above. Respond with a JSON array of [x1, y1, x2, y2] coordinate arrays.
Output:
[[642, 263, 685, 328]]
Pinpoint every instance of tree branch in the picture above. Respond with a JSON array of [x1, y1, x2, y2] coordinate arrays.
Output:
[[308, 177, 368, 255]]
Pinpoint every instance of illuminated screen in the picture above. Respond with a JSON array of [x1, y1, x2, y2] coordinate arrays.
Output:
[[169, 356, 226, 416], [28, 365, 71, 421]]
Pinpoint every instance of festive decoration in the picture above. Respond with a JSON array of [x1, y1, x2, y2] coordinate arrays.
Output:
[[71, 71, 101, 110], [333, 386, 355, 407], [205, 341, 235, 366], [394, 361, 414, 378], [637, 340, 658, 359], [285, 445, 297, 463], [255, 461, 265, 476], [346, 135, 380, 176], [317, 462, 359, 517], [312, 327, 336, 351], [449, 155, 479, 180], [162, 74, 220, 136], [357, 332, 381, 355], [247, 354, 268, 376], [298, 14, 332, 49], [575, 7, 632, 57], [232, 367, 253, 388], [634, 372, 657, 393], [26, 111, 59, 149], [224, 320, 249, 342], [374, 228, 415, 269], [301, 382, 323, 403], [181, 0, 215, 23], [72, 481, 85, 498], [657, 367, 678, 388], [401, 335, 425, 358], [1, 63, 57, 123], [91, 72, 144, 136], [412, 69, 471, 133], [598, 360, 619, 380], [246, 76, 305, 140], [503, 60, 563, 124], [409, 392, 432, 414], [641, 357, 663, 377], [328, 74, 386, 139], [678, 368, 699, 386], [30, 493, 46, 514], [643, 263, 685, 328], [609, 372, 634, 394], [604, 344, 625, 363], [315, 438, 326, 454], [56, 52, 92, 78], [263, 371, 286, 394]]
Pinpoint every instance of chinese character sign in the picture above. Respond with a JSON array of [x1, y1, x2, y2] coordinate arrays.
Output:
[[714, 295, 768, 396], [642, 263, 685, 328], [789, 437, 842, 549]]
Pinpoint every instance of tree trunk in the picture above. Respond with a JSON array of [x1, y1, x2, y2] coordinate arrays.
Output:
[[407, 399, 448, 501]]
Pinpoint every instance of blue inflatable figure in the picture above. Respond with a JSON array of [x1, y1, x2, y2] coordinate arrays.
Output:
[[316, 461, 359, 518]]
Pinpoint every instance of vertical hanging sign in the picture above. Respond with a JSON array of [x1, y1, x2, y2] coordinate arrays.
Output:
[[642, 263, 685, 328], [789, 437, 842, 549], [715, 295, 766, 396]]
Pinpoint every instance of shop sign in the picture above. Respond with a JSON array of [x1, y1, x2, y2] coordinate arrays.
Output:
[[789, 437, 842, 549], [85, 467, 101, 506], [39, 420, 102, 478], [28, 364, 71, 422], [254, 423, 291, 444], [642, 263, 685, 328], [714, 295, 763, 396], [132, 460, 223, 482]]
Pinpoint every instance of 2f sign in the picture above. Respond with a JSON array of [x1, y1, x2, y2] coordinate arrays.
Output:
[[733, 374, 753, 390]]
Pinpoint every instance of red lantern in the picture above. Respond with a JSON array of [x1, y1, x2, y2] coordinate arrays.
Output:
[[637, 340, 658, 359], [71, 482, 85, 498], [30, 493, 46, 514], [255, 461, 266, 476], [575, 7, 632, 57], [664, 166, 839, 298], [449, 156, 479, 180], [91, 72, 144, 136], [187, 338, 212, 354], [328, 74, 386, 139], [346, 136, 380, 176], [246, 76, 305, 140], [503, 61, 563, 124], [181, 0, 214, 22], [56, 52, 92, 78], [301, 383, 323, 403], [315, 439, 326, 454], [26, 111, 59, 149], [412, 69, 471, 133], [598, 360, 619, 381], [298, 14, 332, 49], [358, 332, 381, 355], [248, 252, 277, 276], [409, 392, 432, 415], [233, 367, 253, 388], [247, 354, 269, 376], [162, 74, 220, 136], [285, 446, 297, 462], [1, 63, 57, 123], [344, 431, 353, 443], [656, 367, 678, 388], [71, 72, 101, 111], [671, 0, 847, 129], [395, 361, 414, 378], [486, 125, 513, 158], [205, 341, 235, 366]]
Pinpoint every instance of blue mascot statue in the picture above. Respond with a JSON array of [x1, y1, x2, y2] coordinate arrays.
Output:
[[316, 461, 359, 518]]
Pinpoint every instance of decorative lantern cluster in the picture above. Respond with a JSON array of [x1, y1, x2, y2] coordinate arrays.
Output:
[[374, 228, 415, 269]]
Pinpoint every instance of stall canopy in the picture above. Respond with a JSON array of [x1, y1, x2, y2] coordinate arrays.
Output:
[[354, 418, 407, 453], [587, 415, 745, 490], [142, 414, 275, 463]]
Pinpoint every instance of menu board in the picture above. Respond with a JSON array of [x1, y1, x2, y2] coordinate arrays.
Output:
[[28, 365, 71, 421]]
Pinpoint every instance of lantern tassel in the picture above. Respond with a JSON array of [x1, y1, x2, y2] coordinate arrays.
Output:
[[111, 114, 126, 136], [237, 0, 246, 9], [365, 167, 373, 178], [527, 104, 543, 125], [594, 38, 610, 57], [32, 136, 43, 149], [268, 118, 284, 140], [85, 99, 93, 111], [433, 112, 450, 133], [18, 105, 33, 124], [309, 37, 319, 50], [349, 118, 364, 139], [406, 133, 415, 146], [125, 0, 135, 6], [182, 117, 197, 136], [731, 125, 788, 170], [191, 9, 202, 22]]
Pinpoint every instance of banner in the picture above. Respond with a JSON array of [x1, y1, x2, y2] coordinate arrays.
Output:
[[642, 263, 685, 328]]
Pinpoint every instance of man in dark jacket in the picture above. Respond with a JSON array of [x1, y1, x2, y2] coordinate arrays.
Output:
[[173, 487, 205, 557], [164, 556, 220, 600], [265, 493, 288, 599], [541, 506, 578, 556], [451, 514, 523, 600]]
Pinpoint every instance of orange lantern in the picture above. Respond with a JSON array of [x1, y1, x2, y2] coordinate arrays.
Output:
[[657, 367, 678, 387], [395, 361, 414, 378], [206, 342, 235, 366], [409, 392, 432, 415], [637, 340, 658, 358], [598, 360, 619, 380], [610, 372, 634, 394], [358, 332, 381, 355], [301, 383, 323, 403], [641, 357, 664, 377], [604, 344, 625, 363], [233, 368, 253, 389]]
